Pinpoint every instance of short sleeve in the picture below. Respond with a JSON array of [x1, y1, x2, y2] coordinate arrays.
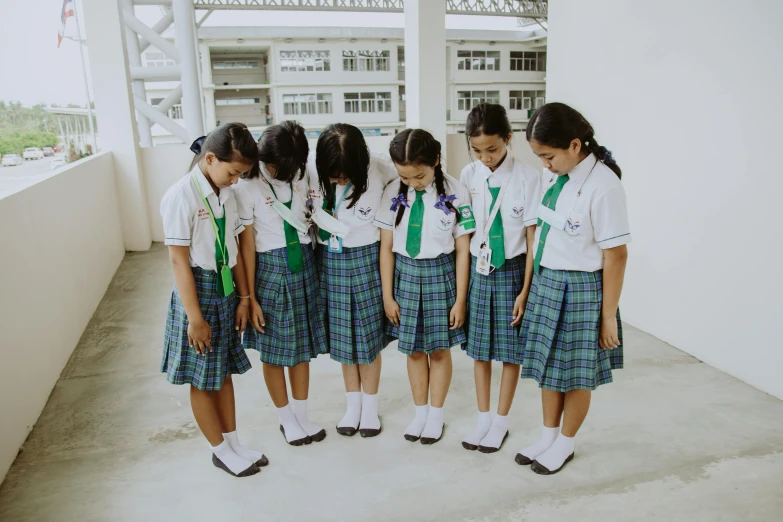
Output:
[[592, 186, 632, 249], [373, 181, 398, 230], [522, 165, 542, 227], [453, 181, 475, 238], [374, 154, 399, 187], [233, 184, 254, 226], [160, 188, 193, 246], [459, 163, 475, 186], [226, 194, 245, 237]]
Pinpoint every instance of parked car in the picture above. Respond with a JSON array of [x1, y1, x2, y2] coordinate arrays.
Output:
[[23, 148, 44, 160], [50, 156, 67, 170], [2, 154, 24, 167], [43, 147, 55, 157]]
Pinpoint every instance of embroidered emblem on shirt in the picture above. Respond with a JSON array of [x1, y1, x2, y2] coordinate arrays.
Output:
[[565, 217, 581, 236], [438, 216, 454, 231], [511, 206, 524, 218], [357, 206, 374, 220], [198, 208, 210, 221]]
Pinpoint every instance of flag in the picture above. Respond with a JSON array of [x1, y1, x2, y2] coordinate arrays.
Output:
[[57, 1, 75, 47]]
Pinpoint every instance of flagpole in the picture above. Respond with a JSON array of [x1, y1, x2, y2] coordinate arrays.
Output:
[[70, 0, 98, 154]]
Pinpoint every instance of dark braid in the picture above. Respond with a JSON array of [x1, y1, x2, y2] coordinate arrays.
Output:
[[394, 180, 409, 226], [433, 163, 460, 221]]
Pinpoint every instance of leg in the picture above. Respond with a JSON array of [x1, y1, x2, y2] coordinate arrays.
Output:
[[342, 363, 361, 393], [542, 388, 565, 428], [531, 389, 588, 474], [337, 363, 363, 436], [478, 362, 520, 453], [421, 349, 452, 444], [515, 389, 563, 465], [358, 355, 383, 436], [217, 375, 268, 467], [403, 351, 430, 441], [463, 360, 493, 450], [561, 389, 591, 437], [289, 362, 326, 441], [358, 355, 382, 395], [264, 363, 309, 445]]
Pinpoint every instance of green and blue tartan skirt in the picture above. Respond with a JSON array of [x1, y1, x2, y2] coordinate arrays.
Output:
[[465, 254, 525, 364], [519, 267, 623, 392], [161, 266, 251, 391], [386, 253, 467, 354], [245, 244, 328, 367], [318, 242, 391, 365]]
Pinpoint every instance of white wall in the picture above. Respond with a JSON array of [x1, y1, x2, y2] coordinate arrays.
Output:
[[547, 0, 783, 399], [142, 145, 195, 242], [0, 153, 125, 481]]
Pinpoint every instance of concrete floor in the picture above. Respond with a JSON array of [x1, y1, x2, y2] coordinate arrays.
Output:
[[1, 244, 782, 522]]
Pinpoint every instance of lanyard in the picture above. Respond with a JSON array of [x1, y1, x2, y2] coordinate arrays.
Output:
[[191, 172, 227, 267], [480, 173, 512, 245], [332, 182, 353, 219]]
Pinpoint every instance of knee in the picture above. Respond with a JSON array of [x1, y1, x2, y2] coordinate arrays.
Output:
[[429, 349, 451, 363], [408, 351, 426, 362]]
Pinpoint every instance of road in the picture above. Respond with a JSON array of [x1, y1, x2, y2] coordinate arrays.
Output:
[[0, 156, 63, 199]]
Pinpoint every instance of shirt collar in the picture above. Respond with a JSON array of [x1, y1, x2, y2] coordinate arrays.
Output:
[[406, 181, 437, 196], [477, 153, 513, 185], [190, 165, 228, 205], [566, 153, 598, 185]]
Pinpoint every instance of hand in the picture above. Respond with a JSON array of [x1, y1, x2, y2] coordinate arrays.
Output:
[[511, 291, 528, 326], [384, 296, 401, 327], [449, 299, 466, 330], [599, 314, 620, 350], [249, 299, 266, 333], [188, 317, 213, 355], [235, 300, 249, 334]]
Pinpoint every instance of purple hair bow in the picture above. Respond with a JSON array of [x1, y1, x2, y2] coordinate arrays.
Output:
[[390, 193, 410, 211], [434, 194, 457, 215]]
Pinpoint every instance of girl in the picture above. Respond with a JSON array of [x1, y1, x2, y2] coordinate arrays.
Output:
[[235, 121, 328, 447], [309, 124, 397, 437], [459, 104, 541, 453], [516, 102, 631, 475], [160, 122, 267, 478], [374, 129, 474, 445]]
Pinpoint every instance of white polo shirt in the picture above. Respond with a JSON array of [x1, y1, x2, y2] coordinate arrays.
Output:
[[537, 154, 632, 272], [308, 153, 398, 248], [160, 165, 244, 271], [234, 162, 312, 253], [374, 174, 475, 259], [461, 155, 542, 259]]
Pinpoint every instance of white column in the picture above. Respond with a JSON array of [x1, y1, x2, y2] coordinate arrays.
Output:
[[122, 0, 152, 147], [200, 42, 217, 132], [404, 0, 447, 163], [82, 0, 152, 251], [172, 0, 205, 140]]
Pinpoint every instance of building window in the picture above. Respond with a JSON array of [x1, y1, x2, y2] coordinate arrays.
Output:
[[215, 98, 261, 106], [510, 51, 547, 72], [144, 51, 175, 67], [457, 50, 501, 71], [509, 90, 546, 110], [282, 93, 332, 115], [214, 61, 259, 69], [344, 92, 391, 113], [342, 50, 391, 72], [457, 91, 500, 111], [280, 50, 331, 72]]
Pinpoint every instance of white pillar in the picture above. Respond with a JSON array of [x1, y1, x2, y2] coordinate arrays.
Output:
[[404, 0, 447, 163], [122, 0, 152, 147], [82, 0, 152, 251], [200, 42, 217, 132], [172, 0, 205, 140]]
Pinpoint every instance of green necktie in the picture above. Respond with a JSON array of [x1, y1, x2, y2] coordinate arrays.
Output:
[[533, 174, 569, 273], [487, 186, 506, 270], [405, 190, 425, 258], [269, 181, 304, 273], [213, 213, 232, 296], [318, 182, 337, 242]]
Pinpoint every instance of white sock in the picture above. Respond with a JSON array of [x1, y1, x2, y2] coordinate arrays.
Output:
[[421, 406, 444, 440], [463, 411, 492, 446], [337, 392, 362, 429], [479, 414, 509, 449], [535, 433, 576, 471], [360, 392, 380, 431], [277, 403, 309, 442], [223, 431, 264, 463], [211, 440, 254, 475], [518, 426, 561, 461], [404, 404, 429, 438], [291, 398, 324, 437]]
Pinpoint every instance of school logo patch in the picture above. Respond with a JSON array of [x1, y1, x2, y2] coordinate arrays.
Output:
[[510, 206, 524, 219], [460, 206, 473, 220], [470, 188, 479, 197], [438, 216, 454, 231], [565, 217, 581, 236], [357, 206, 374, 221]]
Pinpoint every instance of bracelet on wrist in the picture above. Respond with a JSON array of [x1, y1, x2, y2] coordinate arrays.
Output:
[[237, 294, 252, 300]]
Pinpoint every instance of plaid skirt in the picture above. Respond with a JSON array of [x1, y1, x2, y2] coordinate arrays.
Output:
[[465, 254, 525, 363], [319, 242, 390, 365], [386, 253, 467, 354], [245, 244, 328, 367], [161, 266, 252, 391], [519, 268, 623, 392]]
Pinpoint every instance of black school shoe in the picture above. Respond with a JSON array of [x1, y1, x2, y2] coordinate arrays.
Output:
[[478, 431, 509, 454], [309, 428, 327, 442], [359, 423, 382, 438], [531, 453, 575, 475], [211, 454, 260, 478], [420, 424, 445, 445], [255, 455, 269, 467], [279, 424, 312, 446], [336, 425, 359, 436], [404, 433, 420, 442], [515, 453, 533, 465]]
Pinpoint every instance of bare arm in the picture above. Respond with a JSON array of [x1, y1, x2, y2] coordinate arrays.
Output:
[[379, 229, 400, 326], [512, 226, 536, 326], [231, 243, 250, 333], [600, 245, 628, 349], [168, 245, 211, 354], [450, 234, 470, 329], [239, 227, 265, 333]]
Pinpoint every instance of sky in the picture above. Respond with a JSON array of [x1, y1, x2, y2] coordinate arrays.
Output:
[[0, 0, 523, 108]]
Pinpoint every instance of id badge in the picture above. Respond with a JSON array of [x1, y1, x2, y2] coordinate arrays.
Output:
[[328, 234, 343, 253], [476, 244, 492, 276], [220, 264, 235, 296]]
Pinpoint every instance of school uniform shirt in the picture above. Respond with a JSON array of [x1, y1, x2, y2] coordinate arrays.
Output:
[[537, 154, 631, 272], [308, 152, 398, 248], [374, 174, 475, 259], [460, 155, 541, 259], [234, 162, 312, 253], [160, 165, 244, 271]]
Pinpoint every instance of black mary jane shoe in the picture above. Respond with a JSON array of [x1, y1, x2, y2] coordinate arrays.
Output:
[[530, 453, 575, 475]]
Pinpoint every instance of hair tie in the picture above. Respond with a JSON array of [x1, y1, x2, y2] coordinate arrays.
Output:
[[601, 149, 617, 166], [390, 193, 410, 212], [190, 136, 207, 155], [434, 194, 457, 215]]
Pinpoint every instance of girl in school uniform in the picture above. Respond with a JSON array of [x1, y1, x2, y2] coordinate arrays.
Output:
[[309, 123, 397, 437], [235, 121, 329, 447], [374, 128, 475, 445], [160, 122, 267, 478], [516, 102, 631, 475], [459, 104, 541, 453]]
